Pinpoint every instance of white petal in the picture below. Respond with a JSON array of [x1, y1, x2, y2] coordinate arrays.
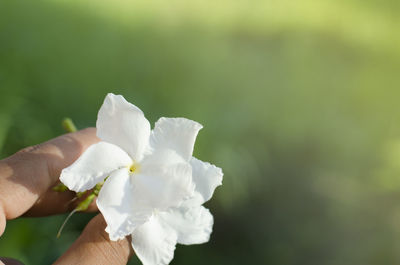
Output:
[[184, 157, 223, 207], [134, 150, 195, 210], [132, 215, 177, 265], [160, 205, 213, 245], [150, 117, 203, 161], [97, 168, 152, 241], [60, 141, 132, 192], [96, 93, 151, 161]]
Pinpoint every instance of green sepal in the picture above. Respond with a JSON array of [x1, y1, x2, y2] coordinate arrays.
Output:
[[93, 178, 106, 196], [76, 191, 86, 198], [75, 193, 96, 212], [52, 183, 69, 192]]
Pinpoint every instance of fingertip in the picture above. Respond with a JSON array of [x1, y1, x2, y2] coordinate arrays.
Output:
[[71, 127, 98, 143], [77, 127, 96, 136], [46, 127, 99, 180]]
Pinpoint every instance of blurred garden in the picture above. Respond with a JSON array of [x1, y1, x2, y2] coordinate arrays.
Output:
[[1, 0, 400, 264]]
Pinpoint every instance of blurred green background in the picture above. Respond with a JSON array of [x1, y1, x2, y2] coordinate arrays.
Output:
[[1, 0, 400, 264]]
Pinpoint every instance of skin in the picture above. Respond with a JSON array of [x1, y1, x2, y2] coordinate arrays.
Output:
[[0, 128, 133, 265]]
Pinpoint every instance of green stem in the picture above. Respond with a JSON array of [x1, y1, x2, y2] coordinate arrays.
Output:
[[56, 193, 97, 238], [57, 209, 77, 238]]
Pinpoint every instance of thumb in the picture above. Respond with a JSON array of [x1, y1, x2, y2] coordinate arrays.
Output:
[[54, 214, 133, 265]]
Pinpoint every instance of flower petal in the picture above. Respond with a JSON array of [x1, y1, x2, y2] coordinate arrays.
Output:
[[184, 157, 223, 207], [96, 93, 151, 161], [150, 117, 203, 161], [131, 215, 177, 265], [60, 141, 132, 192], [134, 150, 194, 210], [134, 153, 194, 210], [160, 205, 213, 245], [97, 168, 152, 241]]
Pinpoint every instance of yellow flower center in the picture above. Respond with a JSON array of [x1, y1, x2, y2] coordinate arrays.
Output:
[[129, 162, 140, 174]]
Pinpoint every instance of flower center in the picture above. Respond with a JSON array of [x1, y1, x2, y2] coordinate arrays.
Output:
[[129, 162, 139, 174]]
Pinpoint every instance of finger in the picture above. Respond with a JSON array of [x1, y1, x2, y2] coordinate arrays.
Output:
[[24, 186, 98, 217], [54, 214, 133, 265], [0, 128, 99, 235]]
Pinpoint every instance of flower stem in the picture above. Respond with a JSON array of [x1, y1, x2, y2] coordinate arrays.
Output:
[[57, 209, 77, 238], [56, 192, 97, 238]]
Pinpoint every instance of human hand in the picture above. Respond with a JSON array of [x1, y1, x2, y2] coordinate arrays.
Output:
[[0, 128, 133, 265]]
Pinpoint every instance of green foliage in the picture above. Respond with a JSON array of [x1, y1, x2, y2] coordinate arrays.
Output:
[[1, 0, 400, 264]]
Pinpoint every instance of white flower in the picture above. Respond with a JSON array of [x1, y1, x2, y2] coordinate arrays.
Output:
[[60, 93, 223, 265]]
